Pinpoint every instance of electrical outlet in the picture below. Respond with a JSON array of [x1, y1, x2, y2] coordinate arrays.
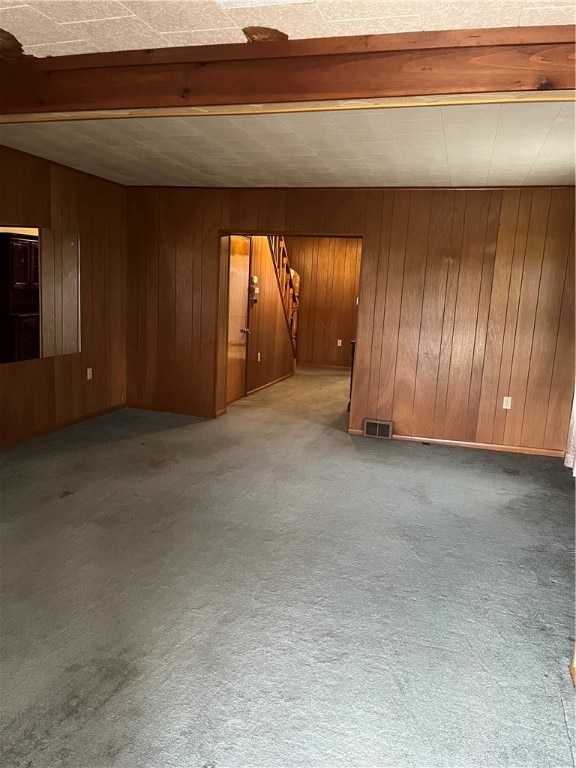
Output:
[[86, 367, 93, 381], [337, 339, 342, 347], [503, 396, 511, 410], [257, 352, 261, 362]]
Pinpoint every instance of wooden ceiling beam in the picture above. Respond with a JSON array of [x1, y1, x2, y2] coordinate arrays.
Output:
[[0, 26, 573, 117]]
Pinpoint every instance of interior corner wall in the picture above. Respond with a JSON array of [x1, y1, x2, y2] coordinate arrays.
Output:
[[128, 186, 574, 455], [0, 146, 127, 448], [286, 236, 362, 368]]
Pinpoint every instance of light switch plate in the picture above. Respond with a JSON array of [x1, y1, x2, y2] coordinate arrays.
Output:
[[503, 396, 511, 410], [337, 339, 342, 347], [87, 367, 93, 381]]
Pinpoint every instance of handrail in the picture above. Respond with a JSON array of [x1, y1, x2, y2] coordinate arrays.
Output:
[[267, 235, 299, 357]]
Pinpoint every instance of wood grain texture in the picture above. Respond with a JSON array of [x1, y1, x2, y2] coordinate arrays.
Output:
[[2, 151, 571, 456], [1, 26, 573, 116], [39, 228, 80, 358], [0, 146, 127, 447], [286, 236, 361, 368], [128, 185, 573, 456], [245, 236, 294, 394]]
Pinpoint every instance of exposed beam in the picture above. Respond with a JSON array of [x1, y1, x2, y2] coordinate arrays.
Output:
[[0, 26, 573, 117]]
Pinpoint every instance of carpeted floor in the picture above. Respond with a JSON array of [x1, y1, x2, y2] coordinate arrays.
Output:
[[1, 367, 574, 768]]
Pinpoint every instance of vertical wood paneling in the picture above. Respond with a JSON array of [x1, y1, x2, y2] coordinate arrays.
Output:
[[520, 190, 574, 447], [0, 146, 127, 448], [375, 191, 411, 420], [475, 190, 521, 444], [544, 228, 575, 450], [287, 236, 361, 368], [503, 188, 552, 445], [392, 191, 432, 435], [246, 236, 294, 393], [412, 191, 454, 438], [4, 155, 566, 454]]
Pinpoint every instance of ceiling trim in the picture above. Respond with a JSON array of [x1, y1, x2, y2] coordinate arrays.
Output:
[[1, 89, 574, 125], [0, 90, 573, 125], [1, 26, 574, 118]]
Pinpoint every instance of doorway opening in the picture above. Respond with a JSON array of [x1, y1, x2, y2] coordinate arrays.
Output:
[[219, 232, 363, 425]]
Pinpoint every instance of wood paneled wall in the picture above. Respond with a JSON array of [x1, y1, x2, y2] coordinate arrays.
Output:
[[0, 146, 127, 447], [40, 229, 80, 358], [2, 148, 570, 455], [355, 188, 574, 452], [246, 236, 294, 393], [128, 186, 574, 455], [286, 236, 361, 367]]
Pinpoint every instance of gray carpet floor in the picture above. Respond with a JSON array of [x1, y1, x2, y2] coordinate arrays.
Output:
[[1, 367, 574, 768]]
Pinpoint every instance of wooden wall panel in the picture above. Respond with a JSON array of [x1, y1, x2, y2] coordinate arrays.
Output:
[[127, 185, 574, 455], [286, 236, 361, 368], [246, 236, 294, 394], [0, 146, 127, 448]]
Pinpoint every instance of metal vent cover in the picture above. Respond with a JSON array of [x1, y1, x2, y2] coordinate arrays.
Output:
[[363, 419, 393, 439]]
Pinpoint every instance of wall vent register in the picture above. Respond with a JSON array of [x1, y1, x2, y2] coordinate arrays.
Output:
[[363, 419, 393, 439]]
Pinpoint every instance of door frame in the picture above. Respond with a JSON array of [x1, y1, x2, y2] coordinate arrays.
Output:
[[214, 229, 364, 420], [224, 234, 252, 406]]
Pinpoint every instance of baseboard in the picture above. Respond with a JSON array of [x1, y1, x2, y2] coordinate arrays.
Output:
[[392, 434, 563, 457], [215, 408, 227, 417], [126, 401, 212, 419], [1, 404, 124, 449], [247, 372, 294, 395], [347, 429, 563, 457], [297, 363, 351, 370]]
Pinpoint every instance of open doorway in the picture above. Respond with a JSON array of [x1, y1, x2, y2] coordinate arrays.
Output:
[[219, 232, 363, 426]]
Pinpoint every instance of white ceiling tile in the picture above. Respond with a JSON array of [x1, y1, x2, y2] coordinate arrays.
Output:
[[60, 16, 172, 49], [317, 1, 422, 21], [326, 15, 421, 35], [0, 5, 81, 45], [121, 1, 234, 32], [441, 105, 501, 126], [421, 1, 521, 29], [1, 101, 572, 188], [162, 27, 246, 45], [27, 1, 133, 23], [519, 6, 575, 24], [24, 40, 102, 56], [224, 2, 331, 37]]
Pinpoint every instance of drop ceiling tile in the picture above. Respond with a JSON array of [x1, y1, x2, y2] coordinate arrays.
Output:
[[28, 1, 133, 23], [231, 116, 294, 134], [317, 0, 421, 21], [225, 2, 331, 38], [395, 133, 445, 147], [422, 1, 521, 29], [0, 5, 81, 45], [25, 40, 102, 56], [390, 119, 443, 135], [382, 107, 442, 123], [519, 6, 576, 24], [326, 15, 421, 35], [1, 101, 572, 188], [341, 128, 395, 143], [121, 0, 234, 32], [441, 104, 501, 125], [60, 16, 171, 50], [162, 27, 246, 45]]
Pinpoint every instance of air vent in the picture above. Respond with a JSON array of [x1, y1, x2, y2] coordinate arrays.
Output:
[[363, 419, 393, 439]]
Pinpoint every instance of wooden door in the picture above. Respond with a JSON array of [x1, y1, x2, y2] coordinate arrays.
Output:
[[226, 235, 251, 404]]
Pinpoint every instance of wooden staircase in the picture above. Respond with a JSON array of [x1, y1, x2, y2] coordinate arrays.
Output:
[[267, 236, 299, 354]]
